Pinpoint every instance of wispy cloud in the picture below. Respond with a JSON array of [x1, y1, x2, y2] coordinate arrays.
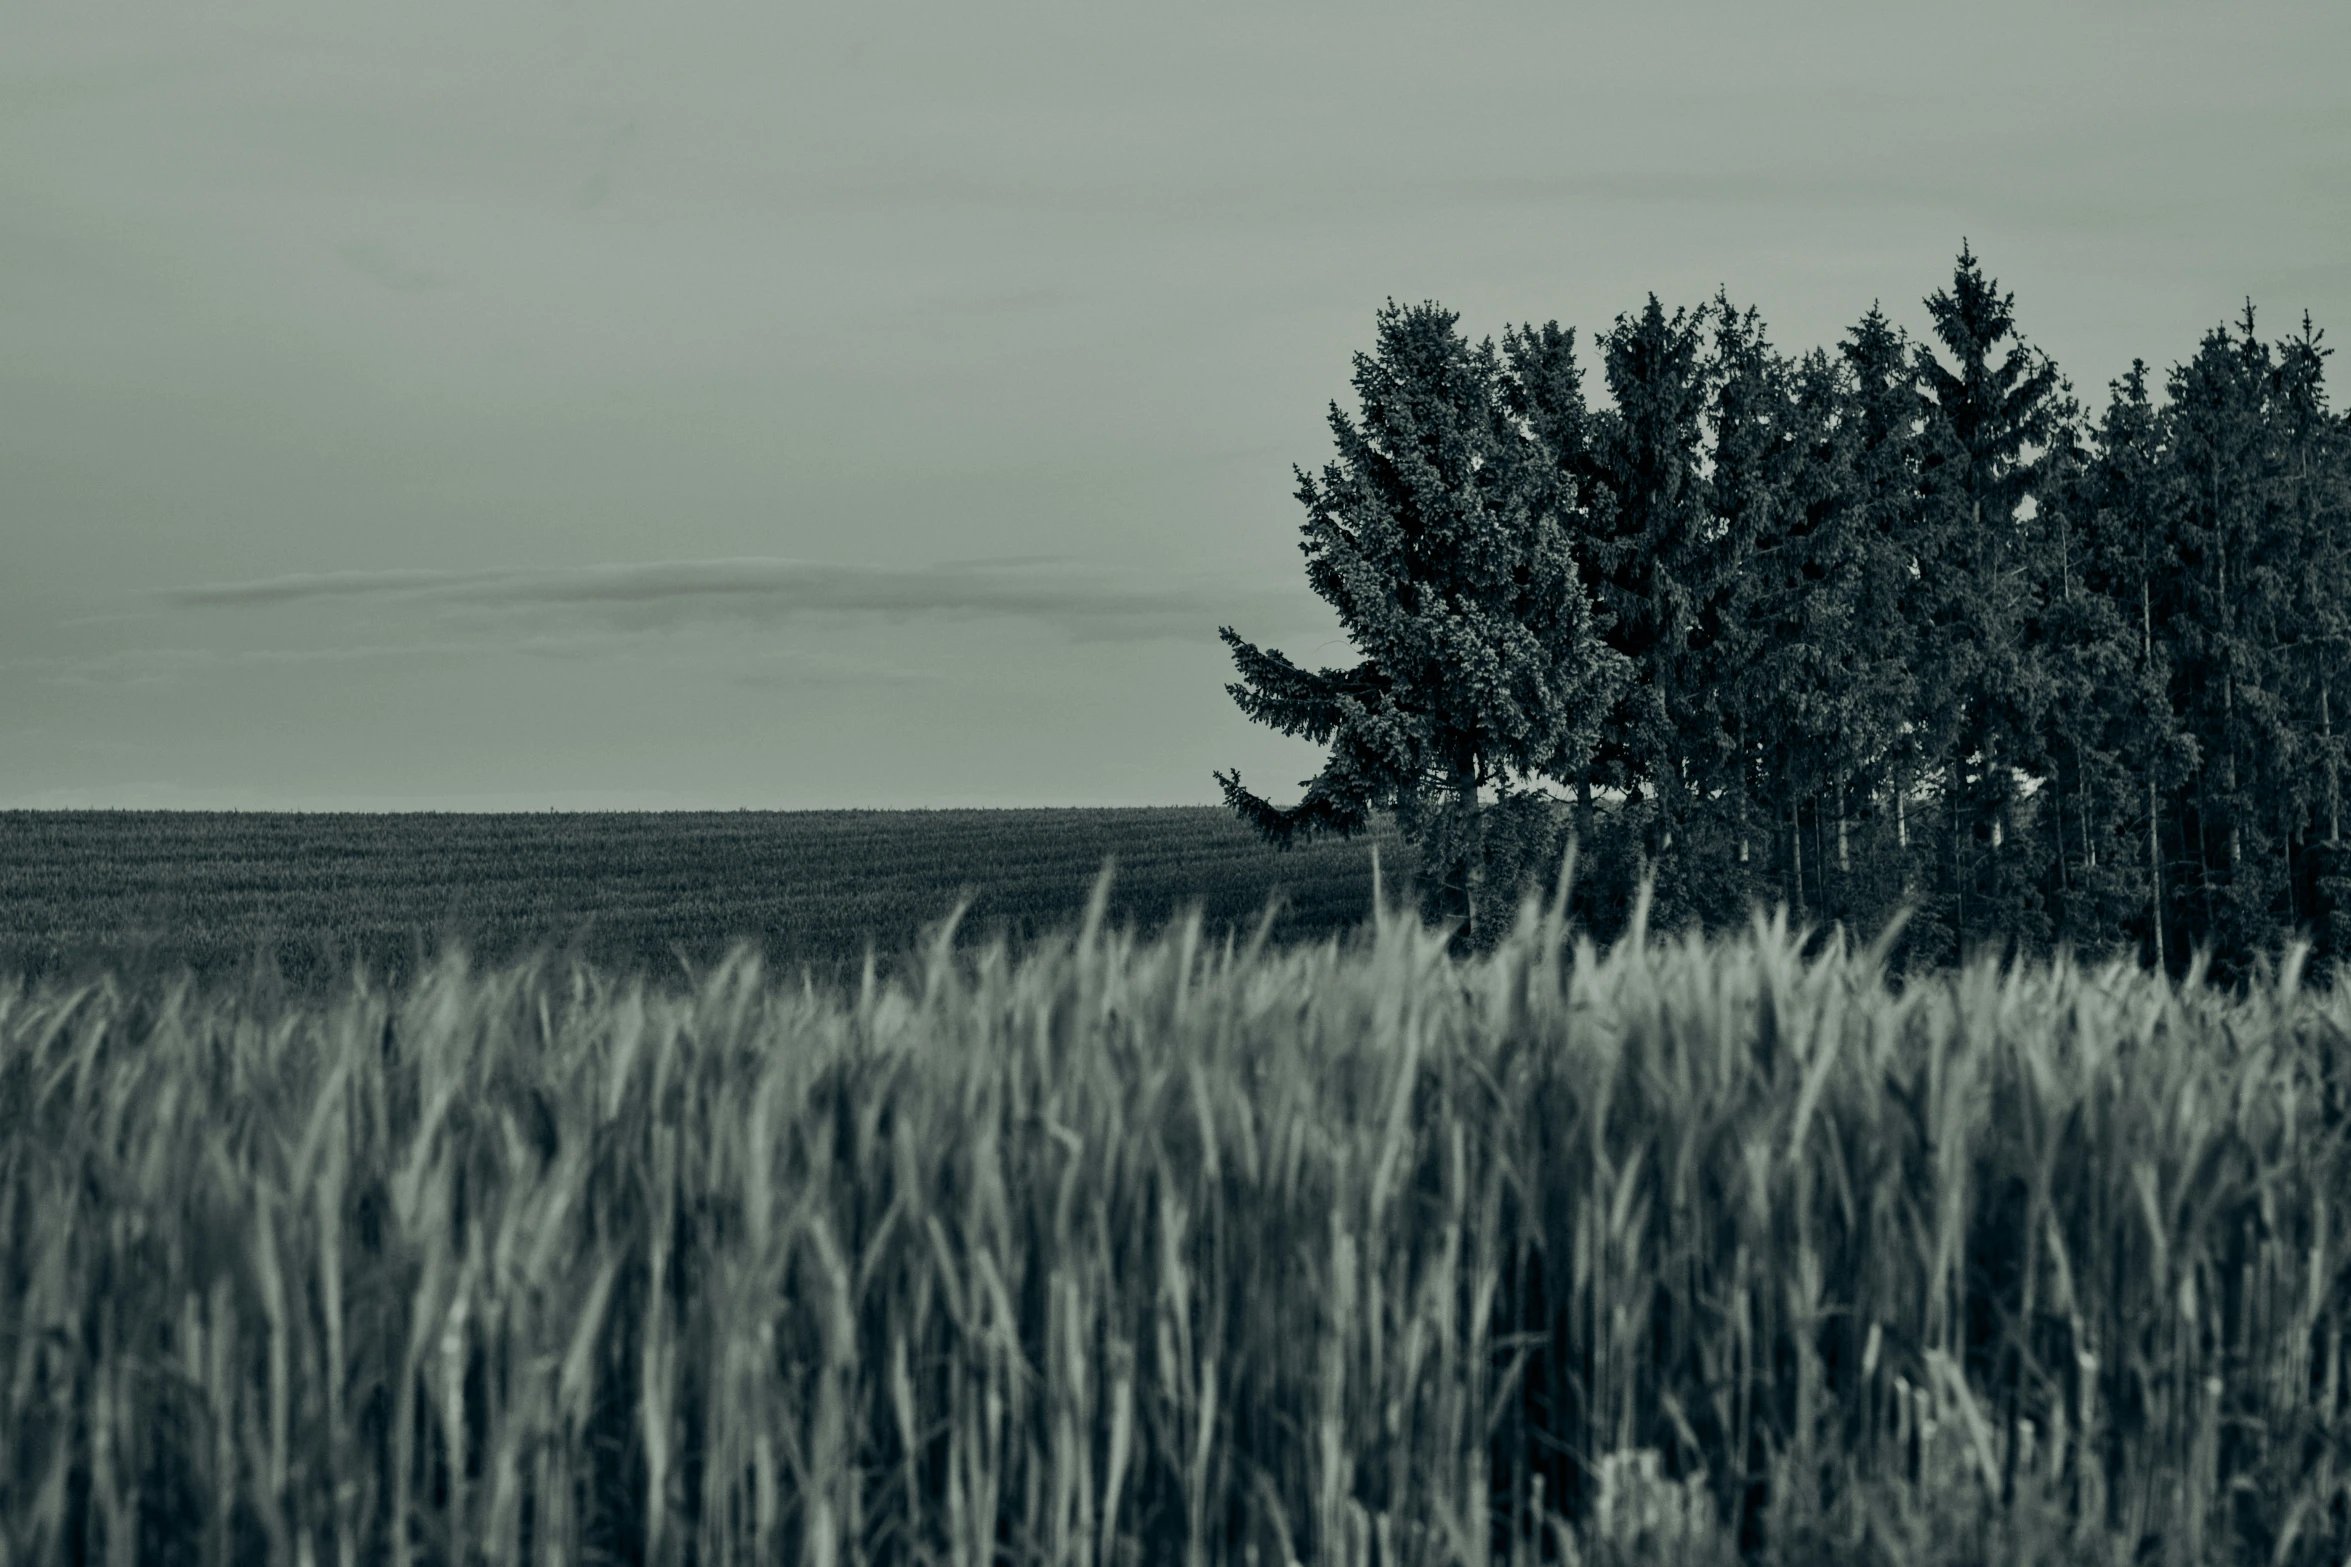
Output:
[[164, 568, 483, 607], [161, 555, 1329, 643], [8, 631, 944, 689], [7, 633, 616, 686]]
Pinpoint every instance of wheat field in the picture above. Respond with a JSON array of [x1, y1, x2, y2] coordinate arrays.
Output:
[[0, 808, 1407, 1000], [4, 860, 2348, 1566]]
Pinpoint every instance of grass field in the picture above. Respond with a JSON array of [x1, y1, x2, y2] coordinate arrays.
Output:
[[5, 859, 2350, 1566], [0, 808, 1410, 998]]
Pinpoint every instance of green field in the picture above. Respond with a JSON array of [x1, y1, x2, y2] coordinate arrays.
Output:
[[5, 871, 2349, 1566], [0, 808, 1410, 996]]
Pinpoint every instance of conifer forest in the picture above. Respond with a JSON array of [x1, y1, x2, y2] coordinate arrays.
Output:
[[1217, 247, 2351, 986]]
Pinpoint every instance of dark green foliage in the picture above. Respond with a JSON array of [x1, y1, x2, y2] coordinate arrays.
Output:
[[1216, 300, 1629, 946], [1909, 243, 2069, 963], [1709, 301, 1814, 930], [2069, 361, 2198, 969], [1233, 249, 2351, 983], [2161, 312, 2290, 969], [1580, 297, 1718, 907], [2030, 403, 2161, 959], [2274, 317, 2351, 954], [1829, 307, 1947, 955]]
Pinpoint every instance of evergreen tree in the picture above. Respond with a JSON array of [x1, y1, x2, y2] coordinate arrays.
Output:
[[1581, 296, 1719, 930], [2031, 394, 2160, 960], [1836, 306, 1945, 960], [1914, 244, 2066, 961], [1214, 301, 1630, 944], [1499, 317, 1645, 933], [2271, 317, 2351, 962], [2160, 310, 2297, 975], [2078, 362, 2198, 971], [1707, 300, 1809, 926]]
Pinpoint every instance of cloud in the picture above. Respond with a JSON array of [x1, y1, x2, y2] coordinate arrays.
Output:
[[7, 633, 620, 686], [9, 629, 954, 690], [161, 555, 1331, 644], [163, 567, 483, 607]]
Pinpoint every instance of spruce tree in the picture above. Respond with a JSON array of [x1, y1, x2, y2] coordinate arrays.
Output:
[[1580, 296, 1718, 930], [2161, 311, 2296, 975], [1214, 300, 1630, 944], [2078, 362, 2197, 970], [1707, 300, 1809, 926], [1837, 306, 1944, 960], [1499, 317, 1641, 930], [2271, 317, 2351, 963], [2032, 395, 2159, 959], [1914, 244, 2066, 960]]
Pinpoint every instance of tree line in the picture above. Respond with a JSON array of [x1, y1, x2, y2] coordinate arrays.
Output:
[[1215, 246, 2351, 983]]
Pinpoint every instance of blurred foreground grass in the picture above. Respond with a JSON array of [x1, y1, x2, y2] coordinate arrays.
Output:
[[5, 865, 2350, 1566]]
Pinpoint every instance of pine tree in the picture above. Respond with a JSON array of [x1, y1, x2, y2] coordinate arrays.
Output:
[[1214, 300, 1631, 944]]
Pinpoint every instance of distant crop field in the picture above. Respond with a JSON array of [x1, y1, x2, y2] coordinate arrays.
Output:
[[0, 807, 1410, 994]]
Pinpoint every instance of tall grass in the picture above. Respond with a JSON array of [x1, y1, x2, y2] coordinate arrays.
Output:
[[5, 861, 2349, 1565]]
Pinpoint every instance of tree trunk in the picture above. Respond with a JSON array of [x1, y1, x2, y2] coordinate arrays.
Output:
[[1985, 733, 2002, 910], [2218, 459, 2241, 879], [2053, 761, 2070, 897], [1815, 797, 1829, 925], [2327, 674, 2341, 846], [1792, 792, 1806, 924], [1457, 765, 1484, 945], [2144, 573, 2162, 967], [2198, 771, 2217, 933], [2080, 757, 2096, 870], [2287, 821, 2301, 929], [1950, 769, 1964, 951], [2225, 672, 2241, 873], [1837, 777, 1849, 877], [1897, 763, 1912, 910], [1816, 793, 1829, 925], [2150, 770, 2165, 969]]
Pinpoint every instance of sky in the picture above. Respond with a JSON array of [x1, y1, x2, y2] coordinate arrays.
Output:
[[5, 0, 2346, 812]]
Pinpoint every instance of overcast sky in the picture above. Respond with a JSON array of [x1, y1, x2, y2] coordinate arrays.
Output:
[[5, 0, 2345, 811]]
